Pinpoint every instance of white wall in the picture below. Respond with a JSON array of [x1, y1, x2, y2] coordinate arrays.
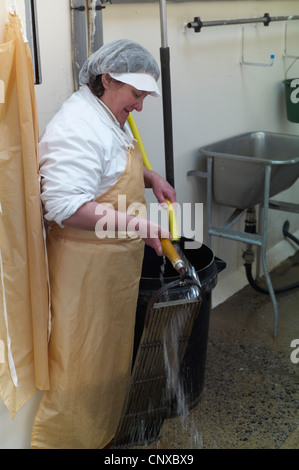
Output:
[[1, 0, 299, 448]]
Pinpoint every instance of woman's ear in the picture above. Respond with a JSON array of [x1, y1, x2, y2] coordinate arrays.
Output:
[[101, 73, 110, 90], [101, 74, 123, 91]]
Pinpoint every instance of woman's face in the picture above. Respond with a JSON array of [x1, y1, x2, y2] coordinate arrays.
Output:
[[101, 74, 150, 125]]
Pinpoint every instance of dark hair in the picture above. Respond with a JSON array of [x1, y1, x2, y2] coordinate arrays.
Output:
[[88, 74, 124, 99], [89, 75, 105, 99]]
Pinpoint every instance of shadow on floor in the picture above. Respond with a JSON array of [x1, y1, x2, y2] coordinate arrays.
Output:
[[139, 253, 299, 449]]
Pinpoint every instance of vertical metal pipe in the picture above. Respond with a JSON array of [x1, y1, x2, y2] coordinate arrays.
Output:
[[70, 0, 88, 90], [159, 0, 168, 48], [256, 203, 263, 280], [207, 157, 213, 247], [261, 165, 279, 337], [87, 0, 104, 55], [24, 0, 42, 84], [159, 0, 175, 188]]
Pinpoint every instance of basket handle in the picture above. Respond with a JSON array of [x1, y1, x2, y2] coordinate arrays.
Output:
[[285, 56, 299, 80], [144, 278, 203, 327]]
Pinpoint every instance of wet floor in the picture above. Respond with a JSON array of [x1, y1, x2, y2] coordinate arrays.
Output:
[[136, 252, 299, 449]]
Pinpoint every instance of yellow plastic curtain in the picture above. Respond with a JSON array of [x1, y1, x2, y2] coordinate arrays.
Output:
[[0, 12, 50, 418]]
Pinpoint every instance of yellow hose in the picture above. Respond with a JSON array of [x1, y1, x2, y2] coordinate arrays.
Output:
[[127, 113, 153, 171], [127, 112, 179, 241], [160, 238, 186, 274]]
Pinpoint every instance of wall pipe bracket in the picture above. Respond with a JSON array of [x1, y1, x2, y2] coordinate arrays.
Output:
[[186, 13, 299, 33], [187, 13, 275, 33], [185, 12, 299, 69]]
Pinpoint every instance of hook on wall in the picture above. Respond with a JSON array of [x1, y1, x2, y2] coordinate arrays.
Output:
[[240, 26, 275, 67]]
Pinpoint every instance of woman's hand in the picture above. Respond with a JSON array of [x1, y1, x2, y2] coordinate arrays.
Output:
[[143, 168, 176, 208], [138, 218, 172, 256]]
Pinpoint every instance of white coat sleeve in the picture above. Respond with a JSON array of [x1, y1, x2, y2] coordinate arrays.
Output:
[[39, 123, 104, 227]]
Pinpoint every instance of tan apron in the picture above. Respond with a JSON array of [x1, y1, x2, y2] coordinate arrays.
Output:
[[31, 145, 146, 449]]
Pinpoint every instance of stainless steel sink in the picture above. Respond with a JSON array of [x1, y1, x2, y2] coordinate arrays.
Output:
[[200, 131, 299, 209], [188, 131, 299, 337]]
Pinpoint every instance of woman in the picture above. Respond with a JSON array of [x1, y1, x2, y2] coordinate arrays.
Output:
[[31, 39, 176, 449]]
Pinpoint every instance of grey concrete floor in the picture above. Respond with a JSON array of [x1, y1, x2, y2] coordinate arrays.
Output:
[[138, 252, 299, 449]]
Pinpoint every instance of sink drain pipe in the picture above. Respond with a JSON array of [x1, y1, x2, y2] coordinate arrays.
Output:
[[243, 208, 299, 294]]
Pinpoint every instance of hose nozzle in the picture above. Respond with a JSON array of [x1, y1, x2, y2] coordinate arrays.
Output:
[[160, 238, 187, 275]]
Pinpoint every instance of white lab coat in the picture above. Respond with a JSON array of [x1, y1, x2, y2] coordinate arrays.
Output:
[[39, 85, 135, 227]]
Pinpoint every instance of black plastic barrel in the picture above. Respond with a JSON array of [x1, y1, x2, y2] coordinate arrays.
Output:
[[133, 238, 226, 411]]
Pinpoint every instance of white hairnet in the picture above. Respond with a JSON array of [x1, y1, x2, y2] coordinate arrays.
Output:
[[79, 39, 160, 85]]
